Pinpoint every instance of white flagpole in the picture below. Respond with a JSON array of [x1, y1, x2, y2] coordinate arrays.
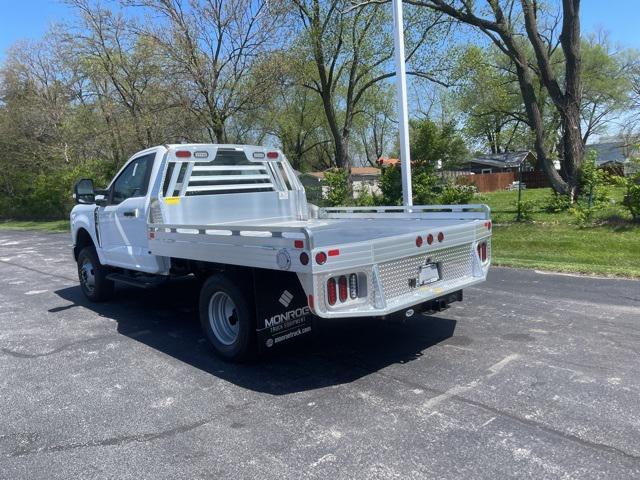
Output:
[[391, 0, 413, 207]]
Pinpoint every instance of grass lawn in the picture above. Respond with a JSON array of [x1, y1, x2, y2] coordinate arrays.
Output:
[[0, 219, 69, 233], [481, 187, 640, 278]]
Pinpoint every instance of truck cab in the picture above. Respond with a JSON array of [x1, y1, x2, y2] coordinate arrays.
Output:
[[72, 146, 166, 273]]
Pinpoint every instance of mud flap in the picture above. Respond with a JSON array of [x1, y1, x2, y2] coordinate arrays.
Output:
[[253, 269, 314, 353]]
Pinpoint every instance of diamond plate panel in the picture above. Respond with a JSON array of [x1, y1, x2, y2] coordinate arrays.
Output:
[[377, 244, 473, 300]]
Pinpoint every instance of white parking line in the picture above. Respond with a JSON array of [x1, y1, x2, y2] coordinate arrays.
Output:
[[421, 354, 521, 413]]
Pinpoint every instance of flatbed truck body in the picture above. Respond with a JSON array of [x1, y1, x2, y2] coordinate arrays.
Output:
[[71, 144, 491, 360]]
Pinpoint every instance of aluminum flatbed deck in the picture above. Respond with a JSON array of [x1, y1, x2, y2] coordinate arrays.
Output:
[[149, 205, 491, 275]]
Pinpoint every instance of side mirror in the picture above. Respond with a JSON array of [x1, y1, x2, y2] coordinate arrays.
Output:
[[73, 179, 95, 205]]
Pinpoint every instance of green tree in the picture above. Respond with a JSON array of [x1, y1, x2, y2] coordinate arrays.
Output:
[[410, 119, 467, 169], [128, 0, 285, 143], [453, 36, 636, 160], [398, 0, 585, 200], [453, 46, 532, 154], [252, 50, 333, 171], [292, 0, 448, 169], [580, 34, 637, 144], [381, 119, 467, 205]]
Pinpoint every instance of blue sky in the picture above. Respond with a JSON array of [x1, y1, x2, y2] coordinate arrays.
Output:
[[0, 0, 638, 59]]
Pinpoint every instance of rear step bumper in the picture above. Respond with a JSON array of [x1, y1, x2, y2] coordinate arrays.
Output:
[[382, 290, 463, 321], [309, 274, 486, 319]]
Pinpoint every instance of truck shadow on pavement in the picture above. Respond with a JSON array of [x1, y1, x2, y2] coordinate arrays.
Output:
[[53, 278, 457, 395]]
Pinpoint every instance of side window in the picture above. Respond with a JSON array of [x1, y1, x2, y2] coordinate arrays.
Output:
[[111, 154, 154, 204]]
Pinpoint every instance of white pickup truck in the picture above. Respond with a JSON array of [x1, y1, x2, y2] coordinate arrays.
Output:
[[71, 144, 492, 361]]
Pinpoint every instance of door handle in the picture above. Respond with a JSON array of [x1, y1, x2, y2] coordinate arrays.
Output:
[[123, 210, 136, 217]]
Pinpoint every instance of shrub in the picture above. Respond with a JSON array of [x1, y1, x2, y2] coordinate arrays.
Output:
[[622, 178, 640, 220], [623, 180, 640, 220], [614, 159, 640, 221], [438, 183, 478, 205], [514, 199, 536, 222], [353, 188, 376, 207], [324, 168, 351, 207], [412, 171, 439, 205], [378, 164, 439, 205], [580, 149, 611, 206], [569, 203, 595, 227], [378, 165, 403, 205], [544, 192, 572, 213]]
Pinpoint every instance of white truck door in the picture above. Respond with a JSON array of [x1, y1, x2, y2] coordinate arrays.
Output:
[[98, 153, 157, 271]]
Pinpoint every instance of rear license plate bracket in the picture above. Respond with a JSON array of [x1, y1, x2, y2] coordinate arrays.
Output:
[[418, 263, 440, 285]]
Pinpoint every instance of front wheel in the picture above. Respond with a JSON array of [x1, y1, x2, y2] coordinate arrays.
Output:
[[77, 246, 114, 302], [199, 274, 255, 362]]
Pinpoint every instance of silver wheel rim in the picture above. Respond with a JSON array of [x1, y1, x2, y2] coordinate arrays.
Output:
[[80, 258, 96, 293], [208, 292, 239, 346]]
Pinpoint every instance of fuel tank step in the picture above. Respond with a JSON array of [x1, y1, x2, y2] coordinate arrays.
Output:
[[106, 273, 167, 289]]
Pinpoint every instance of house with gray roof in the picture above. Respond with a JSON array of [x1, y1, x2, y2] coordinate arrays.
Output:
[[459, 151, 538, 174], [586, 137, 639, 175]]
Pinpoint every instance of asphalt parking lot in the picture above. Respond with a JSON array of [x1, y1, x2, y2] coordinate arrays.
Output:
[[0, 229, 639, 479]]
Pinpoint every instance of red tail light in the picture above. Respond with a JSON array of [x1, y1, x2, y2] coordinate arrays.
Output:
[[416, 236, 423, 247], [175, 150, 191, 158], [299, 252, 309, 265], [315, 252, 327, 265], [477, 242, 488, 262], [437, 232, 445, 242], [267, 151, 279, 159], [338, 276, 348, 302], [426, 234, 434, 245], [294, 240, 304, 249], [327, 278, 337, 305]]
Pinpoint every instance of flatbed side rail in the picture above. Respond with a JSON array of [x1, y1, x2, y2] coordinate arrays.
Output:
[[317, 204, 491, 220], [148, 222, 316, 250]]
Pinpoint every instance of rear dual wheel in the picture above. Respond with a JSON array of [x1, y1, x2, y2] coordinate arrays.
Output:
[[199, 274, 255, 362]]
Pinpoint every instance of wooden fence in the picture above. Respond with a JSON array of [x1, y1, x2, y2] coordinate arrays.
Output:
[[456, 170, 550, 192], [456, 172, 514, 192], [521, 171, 551, 189]]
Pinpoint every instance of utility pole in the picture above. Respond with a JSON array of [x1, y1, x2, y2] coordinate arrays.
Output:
[[391, 0, 413, 207]]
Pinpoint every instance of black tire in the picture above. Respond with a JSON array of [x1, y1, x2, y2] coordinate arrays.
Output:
[[77, 246, 114, 302], [199, 274, 255, 362]]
